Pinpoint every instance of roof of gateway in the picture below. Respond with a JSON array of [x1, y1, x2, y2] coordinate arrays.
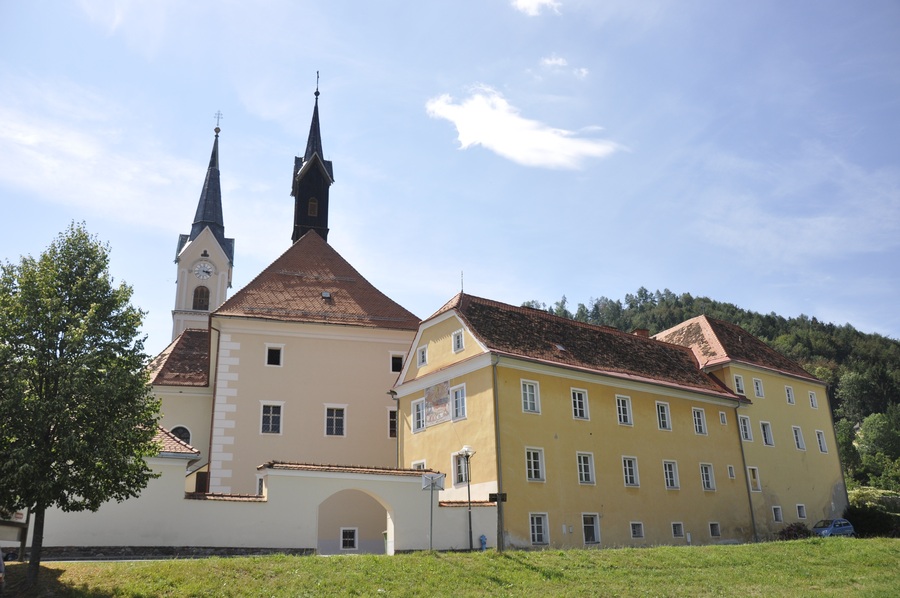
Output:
[[654, 315, 817, 381], [148, 329, 210, 387], [154, 426, 200, 458], [259, 461, 431, 477], [433, 293, 741, 400], [214, 231, 419, 330]]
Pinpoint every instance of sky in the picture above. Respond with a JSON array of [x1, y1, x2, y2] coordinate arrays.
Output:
[[1, 0, 898, 356]]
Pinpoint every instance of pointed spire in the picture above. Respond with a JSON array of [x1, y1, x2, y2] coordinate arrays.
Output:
[[190, 127, 224, 242], [303, 73, 324, 162]]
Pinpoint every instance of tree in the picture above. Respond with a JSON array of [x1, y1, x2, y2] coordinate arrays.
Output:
[[0, 223, 160, 586]]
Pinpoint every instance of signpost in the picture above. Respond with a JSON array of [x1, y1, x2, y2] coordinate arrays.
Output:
[[421, 473, 445, 550]]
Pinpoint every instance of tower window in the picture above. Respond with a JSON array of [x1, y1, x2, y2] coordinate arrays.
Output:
[[192, 286, 210, 310], [308, 197, 319, 217]]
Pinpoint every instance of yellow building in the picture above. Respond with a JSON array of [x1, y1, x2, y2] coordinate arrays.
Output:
[[394, 294, 848, 548]]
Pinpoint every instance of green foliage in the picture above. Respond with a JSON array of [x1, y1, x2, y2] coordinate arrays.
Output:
[[0, 223, 160, 584], [776, 522, 812, 540], [845, 487, 900, 537]]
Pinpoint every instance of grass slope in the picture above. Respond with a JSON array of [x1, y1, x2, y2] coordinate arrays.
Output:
[[4, 538, 898, 597]]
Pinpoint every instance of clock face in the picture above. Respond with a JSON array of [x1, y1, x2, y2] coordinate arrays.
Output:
[[193, 261, 214, 280]]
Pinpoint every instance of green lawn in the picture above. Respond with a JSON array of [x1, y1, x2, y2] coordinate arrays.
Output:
[[4, 538, 898, 597]]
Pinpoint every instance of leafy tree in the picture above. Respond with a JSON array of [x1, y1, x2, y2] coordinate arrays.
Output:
[[0, 223, 160, 586]]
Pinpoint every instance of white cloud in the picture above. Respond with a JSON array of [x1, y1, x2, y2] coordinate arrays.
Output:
[[511, 0, 562, 16], [425, 86, 620, 169], [573, 67, 589, 79], [540, 56, 568, 68]]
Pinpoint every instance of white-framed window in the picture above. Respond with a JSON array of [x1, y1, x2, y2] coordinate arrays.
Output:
[[753, 378, 765, 398], [451, 384, 467, 420], [577, 452, 595, 485], [411, 460, 426, 470], [816, 430, 828, 453], [700, 463, 716, 491], [734, 375, 745, 395], [739, 415, 753, 441], [341, 527, 358, 550], [571, 388, 589, 420], [785, 386, 795, 405], [672, 522, 685, 538], [616, 395, 633, 426], [256, 476, 265, 496], [693, 408, 707, 435], [582, 513, 600, 545], [792, 426, 806, 450], [622, 456, 640, 487], [265, 343, 284, 367], [526, 447, 545, 481], [630, 522, 644, 539], [709, 522, 721, 537], [388, 408, 397, 438], [452, 329, 465, 353], [325, 405, 346, 437], [773, 506, 783, 523], [663, 460, 679, 490], [809, 391, 819, 409], [521, 380, 540, 413], [454, 453, 469, 485], [719, 411, 727, 425], [727, 465, 736, 479], [260, 402, 284, 434], [416, 345, 428, 366], [656, 401, 672, 431], [760, 421, 774, 446], [530, 513, 549, 545], [390, 352, 404, 373], [748, 466, 761, 492], [797, 504, 807, 519], [412, 399, 425, 433]]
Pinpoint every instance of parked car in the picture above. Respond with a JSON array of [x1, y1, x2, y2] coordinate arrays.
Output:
[[812, 518, 855, 537]]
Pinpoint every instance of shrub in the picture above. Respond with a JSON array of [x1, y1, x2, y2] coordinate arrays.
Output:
[[843, 504, 900, 538], [777, 522, 812, 540]]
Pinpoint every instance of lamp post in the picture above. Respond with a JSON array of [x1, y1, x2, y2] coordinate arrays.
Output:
[[459, 445, 475, 550]]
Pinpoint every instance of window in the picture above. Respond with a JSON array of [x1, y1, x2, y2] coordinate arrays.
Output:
[[630, 522, 644, 539], [739, 415, 753, 441], [773, 506, 783, 523], [522, 380, 540, 413], [727, 465, 736, 479], [616, 395, 633, 425], [809, 391, 819, 409], [265, 345, 283, 367], [753, 378, 765, 398], [622, 456, 640, 487], [412, 399, 425, 433], [452, 329, 464, 352], [797, 504, 807, 519], [663, 460, 679, 490], [411, 460, 426, 470], [583, 514, 600, 545], [192, 285, 210, 310], [451, 384, 467, 420], [530, 513, 548, 545], [700, 463, 716, 491], [693, 408, 707, 435], [572, 389, 589, 420], [416, 346, 428, 366], [672, 522, 685, 538], [170, 426, 191, 445], [526, 448, 545, 481], [454, 453, 469, 485], [792, 426, 806, 450], [656, 402, 671, 431], [261, 403, 282, 434], [340, 527, 357, 550], [257, 476, 264, 495], [734, 375, 745, 394], [760, 421, 774, 446], [719, 411, 727, 425], [388, 409, 397, 438], [391, 354, 403, 372], [308, 197, 319, 217], [577, 452, 595, 484], [748, 467, 761, 492], [325, 407, 346, 436], [709, 522, 721, 537], [816, 430, 828, 453], [785, 386, 795, 405]]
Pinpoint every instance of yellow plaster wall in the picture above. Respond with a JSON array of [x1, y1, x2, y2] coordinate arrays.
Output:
[[404, 314, 484, 381]]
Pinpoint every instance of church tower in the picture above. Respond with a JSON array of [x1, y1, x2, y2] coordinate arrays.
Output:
[[172, 125, 235, 340], [291, 85, 334, 242]]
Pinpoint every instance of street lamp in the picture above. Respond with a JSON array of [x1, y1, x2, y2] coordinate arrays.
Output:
[[459, 445, 475, 550]]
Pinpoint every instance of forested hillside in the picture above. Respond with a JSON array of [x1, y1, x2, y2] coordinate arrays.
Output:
[[524, 288, 900, 491]]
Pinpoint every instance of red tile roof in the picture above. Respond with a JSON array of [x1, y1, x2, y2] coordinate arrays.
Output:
[[654, 315, 817, 381], [148, 329, 210, 387], [259, 461, 431, 477], [214, 231, 419, 330], [437, 294, 740, 400], [154, 426, 200, 457]]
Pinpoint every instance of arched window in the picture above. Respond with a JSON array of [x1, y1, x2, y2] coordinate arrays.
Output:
[[193, 286, 210, 311], [308, 197, 318, 217], [171, 426, 191, 445]]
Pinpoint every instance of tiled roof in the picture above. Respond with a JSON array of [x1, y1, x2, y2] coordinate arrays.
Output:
[[154, 426, 200, 457], [259, 461, 430, 477], [184, 492, 265, 502], [438, 294, 740, 399], [214, 232, 419, 330], [148, 329, 210, 387], [654, 315, 816, 381]]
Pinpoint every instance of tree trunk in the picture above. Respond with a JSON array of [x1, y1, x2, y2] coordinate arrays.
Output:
[[25, 505, 45, 587]]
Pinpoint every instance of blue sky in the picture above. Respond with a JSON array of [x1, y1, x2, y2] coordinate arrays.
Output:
[[1, 0, 898, 355]]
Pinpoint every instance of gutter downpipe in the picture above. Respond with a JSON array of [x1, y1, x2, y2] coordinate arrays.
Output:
[[734, 400, 759, 543], [491, 354, 504, 552]]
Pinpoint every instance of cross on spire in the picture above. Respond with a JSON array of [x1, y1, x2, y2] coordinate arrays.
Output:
[[214, 110, 224, 128]]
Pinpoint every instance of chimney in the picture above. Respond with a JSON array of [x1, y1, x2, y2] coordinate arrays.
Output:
[[632, 328, 650, 338]]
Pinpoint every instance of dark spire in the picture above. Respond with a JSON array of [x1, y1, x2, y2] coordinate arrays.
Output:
[[292, 77, 334, 243], [304, 79, 324, 162]]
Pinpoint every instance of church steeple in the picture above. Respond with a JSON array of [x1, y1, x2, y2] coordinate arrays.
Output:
[[292, 78, 334, 243], [188, 126, 233, 261]]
